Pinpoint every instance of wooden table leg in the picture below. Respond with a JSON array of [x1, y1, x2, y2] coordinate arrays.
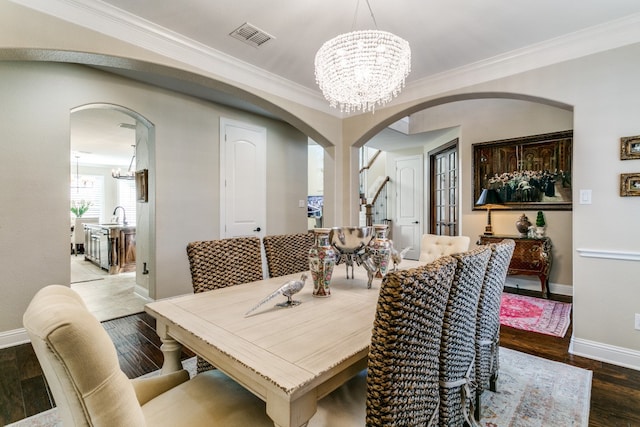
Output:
[[266, 389, 317, 427], [156, 319, 183, 374]]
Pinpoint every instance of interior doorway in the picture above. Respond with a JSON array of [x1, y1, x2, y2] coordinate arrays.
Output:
[[220, 117, 267, 239], [69, 105, 154, 320], [393, 155, 423, 260], [429, 139, 460, 236]]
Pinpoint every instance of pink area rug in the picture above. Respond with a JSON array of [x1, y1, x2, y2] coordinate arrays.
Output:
[[500, 293, 572, 337]]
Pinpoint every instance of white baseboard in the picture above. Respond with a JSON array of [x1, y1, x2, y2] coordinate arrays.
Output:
[[504, 277, 572, 296], [570, 337, 640, 371], [134, 284, 151, 301], [0, 328, 30, 349]]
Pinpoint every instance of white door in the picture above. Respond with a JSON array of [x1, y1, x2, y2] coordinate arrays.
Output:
[[394, 155, 423, 260], [220, 118, 266, 238]]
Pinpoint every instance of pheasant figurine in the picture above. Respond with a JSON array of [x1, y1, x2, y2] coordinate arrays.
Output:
[[391, 245, 412, 271], [244, 273, 307, 316]]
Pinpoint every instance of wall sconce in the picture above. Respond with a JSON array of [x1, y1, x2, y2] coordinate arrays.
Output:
[[475, 188, 505, 235]]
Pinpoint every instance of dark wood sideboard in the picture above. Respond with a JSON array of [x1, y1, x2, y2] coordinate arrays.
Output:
[[477, 234, 552, 298]]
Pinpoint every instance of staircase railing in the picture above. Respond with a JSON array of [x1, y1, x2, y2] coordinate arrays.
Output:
[[364, 176, 390, 230], [359, 149, 382, 174]]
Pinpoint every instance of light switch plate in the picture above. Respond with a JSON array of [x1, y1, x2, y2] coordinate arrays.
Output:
[[579, 189, 592, 204]]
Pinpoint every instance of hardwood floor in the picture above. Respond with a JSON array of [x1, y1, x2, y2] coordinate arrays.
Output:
[[1, 290, 639, 426]]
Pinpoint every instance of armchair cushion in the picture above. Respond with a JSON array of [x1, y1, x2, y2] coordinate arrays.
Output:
[[141, 369, 272, 427], [131, 369, 189, 406]]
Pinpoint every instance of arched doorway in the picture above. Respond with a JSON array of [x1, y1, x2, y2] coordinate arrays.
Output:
[[70, 104, 155, 319]]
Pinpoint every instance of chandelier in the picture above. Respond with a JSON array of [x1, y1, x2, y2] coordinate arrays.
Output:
[[112, 145, 136, 180], [314, 1, 411, 113]]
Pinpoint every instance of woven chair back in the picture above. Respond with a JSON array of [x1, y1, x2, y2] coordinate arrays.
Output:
[[186, 237, 263, 294], [366, 256, 457, 426], [438, 246, 491, 427], [475, 239, 515, 396], [263, 233, 315, 278], [186, 237, 263, 373]]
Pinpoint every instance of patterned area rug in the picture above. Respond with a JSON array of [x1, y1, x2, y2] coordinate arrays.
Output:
[[8, 349, 590, 427], [480, 347, 591, 426], [500, 293, 572, 337]]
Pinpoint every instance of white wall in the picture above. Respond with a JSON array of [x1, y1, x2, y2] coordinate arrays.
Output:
[[0, 62, 308, 335]]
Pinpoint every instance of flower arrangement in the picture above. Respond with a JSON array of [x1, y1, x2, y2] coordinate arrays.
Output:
[[71, 200, 92, 218]]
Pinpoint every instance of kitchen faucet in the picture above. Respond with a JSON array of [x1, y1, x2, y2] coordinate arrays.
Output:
[[113, 206, 127, 226]]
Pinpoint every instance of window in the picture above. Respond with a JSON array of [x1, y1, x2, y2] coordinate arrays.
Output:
[[117, 179, 137, 224], [70, 175, 103, 220]]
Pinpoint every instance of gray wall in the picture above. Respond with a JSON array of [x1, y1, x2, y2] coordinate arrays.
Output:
[[0, 62, 308, 333]]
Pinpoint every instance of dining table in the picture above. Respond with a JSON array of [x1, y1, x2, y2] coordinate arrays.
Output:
[[145, 259, 421, 427]]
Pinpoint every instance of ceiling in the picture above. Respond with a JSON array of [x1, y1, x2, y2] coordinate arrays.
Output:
[[71, 108, 137, 168], [97, 0, 640, 91], [64, 0, 640, 164]]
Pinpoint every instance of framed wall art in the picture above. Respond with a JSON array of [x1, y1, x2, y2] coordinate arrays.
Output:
[[136, 169, 149, 203], [472, 130, 573, 210], [620, 135, 640, 160], [620, 173, 640, 197]]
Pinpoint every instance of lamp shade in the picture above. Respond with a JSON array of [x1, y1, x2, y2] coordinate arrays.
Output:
[[476, 188, 503, 206]]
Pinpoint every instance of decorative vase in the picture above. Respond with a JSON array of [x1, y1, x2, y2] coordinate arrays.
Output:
[[368, 224, 392, 278], [515, 214, 532, 237], [535, 226, 546, 238], [309, 228, 335, 297]]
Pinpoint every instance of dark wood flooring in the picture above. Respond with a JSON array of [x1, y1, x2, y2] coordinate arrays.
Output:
[[1, 289, 639, 426]]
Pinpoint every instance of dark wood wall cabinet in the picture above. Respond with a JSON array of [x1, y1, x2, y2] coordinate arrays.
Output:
[[478, 235, 552, 298], [84, 224, 136, 274]]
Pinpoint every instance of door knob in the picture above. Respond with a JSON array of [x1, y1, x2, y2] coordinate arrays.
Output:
[[253, 227, 261, 232], [413, 221, 419, 224]]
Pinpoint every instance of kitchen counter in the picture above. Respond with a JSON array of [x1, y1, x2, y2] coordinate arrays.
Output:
[[84, 224, 136, 274]]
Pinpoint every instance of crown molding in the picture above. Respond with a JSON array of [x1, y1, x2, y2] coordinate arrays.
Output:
[[11, 0, 640, 117], [397, 12, 640, 105], [10, 0, 336, 115]]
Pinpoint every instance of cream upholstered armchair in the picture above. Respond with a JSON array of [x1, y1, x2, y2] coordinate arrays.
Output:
[[23, 285, 275, 427], [418, 233, 471, 264]]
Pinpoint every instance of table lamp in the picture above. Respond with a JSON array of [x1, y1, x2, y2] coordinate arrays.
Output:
[[476, 188, 503, 235]]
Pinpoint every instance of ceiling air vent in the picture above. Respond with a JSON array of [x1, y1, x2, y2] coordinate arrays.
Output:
[[229, 22, 274, 48]]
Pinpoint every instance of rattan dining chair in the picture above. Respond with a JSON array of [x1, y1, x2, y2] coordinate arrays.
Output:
[[438, 246, 491, 427], [186, 236, 263, 373], [308, 256, 458, 426], [474, 239, 515, 421], [262, 232, 315, 278]]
